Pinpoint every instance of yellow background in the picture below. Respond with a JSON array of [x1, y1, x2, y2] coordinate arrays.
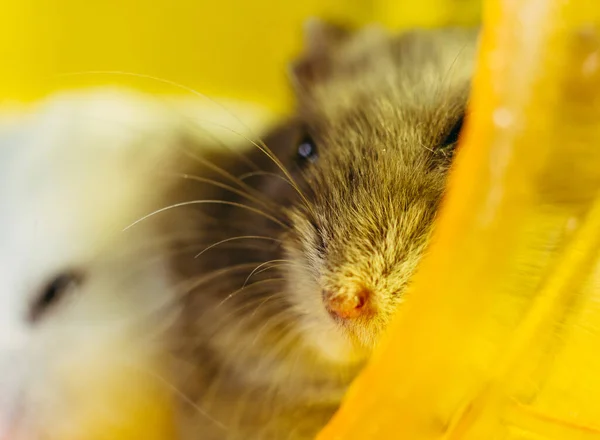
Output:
[[0, 0, 480, 113]]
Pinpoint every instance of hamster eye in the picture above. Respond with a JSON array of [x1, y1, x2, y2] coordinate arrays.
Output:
[[297, 135, 318, 164], [29, 271, 84, 323], [441, 114, 465, 147]]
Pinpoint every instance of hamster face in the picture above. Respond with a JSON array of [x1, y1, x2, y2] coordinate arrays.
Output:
[[280, 24, 478, 364], [0, 90, 182, 439], [163, 23, 479, 439]]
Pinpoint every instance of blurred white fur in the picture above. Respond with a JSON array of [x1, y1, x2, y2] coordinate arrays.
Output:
[[0, 87, 193, 439]]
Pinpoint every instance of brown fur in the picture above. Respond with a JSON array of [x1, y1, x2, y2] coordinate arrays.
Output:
[[172, 22, 479, 440]]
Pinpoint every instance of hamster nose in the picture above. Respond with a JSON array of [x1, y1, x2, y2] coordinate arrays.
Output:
[[323, 287, 371, 320]]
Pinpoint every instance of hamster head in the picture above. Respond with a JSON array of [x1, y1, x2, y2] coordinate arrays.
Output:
[[0, 89, 184, 439], [278, 22, 478, 364]]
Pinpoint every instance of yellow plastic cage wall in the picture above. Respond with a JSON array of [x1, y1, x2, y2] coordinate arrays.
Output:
[[0, 0, 480, 113]]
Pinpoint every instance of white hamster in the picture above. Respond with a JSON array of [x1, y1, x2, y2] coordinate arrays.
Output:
[[0, 88, 191, 440]]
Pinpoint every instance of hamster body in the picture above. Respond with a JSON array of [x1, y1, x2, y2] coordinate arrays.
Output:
[[175, 22, 479, 439], [0, 89, 191, 439]]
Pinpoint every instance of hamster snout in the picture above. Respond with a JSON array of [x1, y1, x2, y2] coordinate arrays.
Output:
[[322, 285, 370, 320], [284, 161, 440, 361]]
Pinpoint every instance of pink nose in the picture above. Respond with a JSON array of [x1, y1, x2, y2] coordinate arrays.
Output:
[[324, 287, 371, 319]]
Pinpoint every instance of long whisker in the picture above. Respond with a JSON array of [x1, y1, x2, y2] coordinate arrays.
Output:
[[217, 278, 285, 308], [237, 170, 304, 197], [57, 71, 245, 122], [182, 116, 314, 215], [125, 242, 268, 273], [242, 136, 314, 214], [177, 120, 261, 172], [242, 259, 291, 287], [251, 305, 297, 347], [123, 263, 265, 328], [250, 292, 282, 318], [195, 236, 281, 259], [207, 288, 287, 329], [253, 262, 300, 277], [123, 200, 288, 231], [57, 70, 265, 170], [264, 321, 303, 372], [144, 368, 228, 430], [205, 297, 294, 370], [173, 262, 262, 297], [439, 41, 470, 96], [126, 266, 280, 338], [177, 173, 278, 215], [237, 170, 293, 183], [176, 147, 275, 204]]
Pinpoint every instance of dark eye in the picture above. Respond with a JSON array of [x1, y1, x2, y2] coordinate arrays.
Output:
[[29, 271, 84, 323], [297, 134, 318, 164], [441, 114, 465, 147]]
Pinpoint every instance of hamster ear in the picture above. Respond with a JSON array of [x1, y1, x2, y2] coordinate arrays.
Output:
[[302, 17, 351, 57], [288, 18, 352, 89]]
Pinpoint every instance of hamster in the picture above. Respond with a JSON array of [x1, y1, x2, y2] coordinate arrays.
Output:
[[172, 20, 479, 440], [0, 88, 194, 440]]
